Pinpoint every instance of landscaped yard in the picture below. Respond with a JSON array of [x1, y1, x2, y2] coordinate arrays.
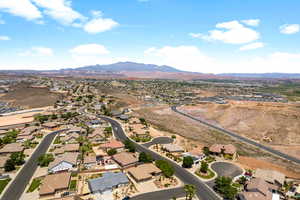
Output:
[[0, 178, 11, 194], [69, 180, 77, 191], [27, 178, 42, 193], [195, 168, 216, 179]]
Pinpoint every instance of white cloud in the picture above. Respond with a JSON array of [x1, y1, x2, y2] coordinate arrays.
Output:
[[279, 24, 300, 34], [239, 42, 264, 51], [19, 47, 53, 56], [194, 20, 260, 44], [83, 17, 118, 34], [32, 0, 86, 26], [70, 44, 110, 56], [0, 35, 10, 40], [241, 19, 260, 27], [189, 33, 203, 38], [0, 0, 42, 20], [143, 45, 217, 72], [141, 45, 300, 73]]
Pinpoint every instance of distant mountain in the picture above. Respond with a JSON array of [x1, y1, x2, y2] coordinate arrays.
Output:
[[65, 62, 185, 73], [219, 73, 300, 79]]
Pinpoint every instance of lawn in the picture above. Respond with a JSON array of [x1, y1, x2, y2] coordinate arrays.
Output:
[[27, 178, 42, 193], [195, 168, 216, 179], [0, 178, 11, 194], [69, 180, 77, 191]]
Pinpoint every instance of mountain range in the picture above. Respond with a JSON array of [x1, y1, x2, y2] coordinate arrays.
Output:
[[1, 62, 300, 80]]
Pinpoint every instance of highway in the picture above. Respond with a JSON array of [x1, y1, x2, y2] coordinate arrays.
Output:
[[171, 106, 300, 165], [100, 116, 221, 200], [1, 129, 66, 200]]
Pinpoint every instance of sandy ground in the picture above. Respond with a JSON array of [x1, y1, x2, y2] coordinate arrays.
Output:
[[0, 107, 50, 127], [134, 105, 300, 177], [237, 156, 300, 179], [0, 83, 61, 109], [270, 145, 300, 160], [180, 102, 300, 146]]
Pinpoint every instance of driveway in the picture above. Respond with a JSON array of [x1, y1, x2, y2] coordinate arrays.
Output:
[[207, 162, 243, 188], [143, 136, 173, 148]]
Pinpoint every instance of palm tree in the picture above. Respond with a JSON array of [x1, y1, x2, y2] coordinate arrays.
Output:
[[184, 184, 196, 200]]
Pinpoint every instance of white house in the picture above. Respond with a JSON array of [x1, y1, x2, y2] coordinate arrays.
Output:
[[48, 152, 79, 173]]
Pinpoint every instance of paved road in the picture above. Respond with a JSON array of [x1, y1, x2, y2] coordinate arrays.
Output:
[[100, 116, 221, 200], [172, 106, 300, 165], [1, 129, 66, 200], [131, 187, 185, 200], [207, 162, 243, 188], [143, 136, 173, 148]]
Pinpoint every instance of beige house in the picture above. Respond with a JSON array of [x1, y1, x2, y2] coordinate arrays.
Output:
[[39, 172, 71, 197], [112, 152, 138, 168], [239, 178, 272, 200], [0, 143, 24, 155], [127, 163, 161, 182]]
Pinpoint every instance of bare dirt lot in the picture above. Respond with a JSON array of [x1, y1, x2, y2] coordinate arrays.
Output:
[[0, 83, 61, 109], [180, 101, 300, 146], [134, 105, 300, 178]]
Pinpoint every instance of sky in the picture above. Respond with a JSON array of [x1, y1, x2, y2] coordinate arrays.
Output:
[[0, 0, 300, 73]]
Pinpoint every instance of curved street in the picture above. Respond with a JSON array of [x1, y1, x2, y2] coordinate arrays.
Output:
[[0, 129, 65, 200], [143, 136, 173, 148], [100, 116, 221, 200], [172, 106, 300, 165]]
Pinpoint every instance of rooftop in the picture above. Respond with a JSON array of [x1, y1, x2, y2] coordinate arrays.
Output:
[[39, 172, 71, 196]]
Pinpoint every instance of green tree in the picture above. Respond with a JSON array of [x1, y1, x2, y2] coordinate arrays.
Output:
[[184, 184, 196, 200], [107, 148, 117, 156], [203, 147, 210, 156], [182, 156, 194, 168], [139, 152, 153, 163], [200, 161, 208, 173], [37, 154, 54, 167], [124, 140, 136, 153], [4, 159, 16, 172], [214, 176, 238, 200], [155, 160, 174, 178], [10, 152, 25, 165]]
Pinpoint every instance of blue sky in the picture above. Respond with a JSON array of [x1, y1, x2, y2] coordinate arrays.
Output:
[[0, 0, 300, 73]]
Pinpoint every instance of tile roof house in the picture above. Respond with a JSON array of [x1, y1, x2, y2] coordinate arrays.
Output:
[[19, 126, 39, 136], [239, 178, 272, 200], [88, 128, 105, 143], [127, 163, 161, 182], [162, 144, 184, 153], [88, 172, 129, 193], [209, 144, 237, 156], [0, 143, 24, 155], [99, 139, 124, 152], [84, 155, 97, 169], [112, 152, 139, 168], [254, 169, 285, 186], [42, 122, 60, 129], [64, 143, 80, 152], [48, 152, 79, 173], [39, 172, 71, 196], [60, 133, 79, 144]]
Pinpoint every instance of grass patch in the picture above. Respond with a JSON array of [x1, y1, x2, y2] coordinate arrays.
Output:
[[27, 178, 42, 193], [0, 178, 11, 194], [69, 180, 77, 191], [195, 168, 215, 179], [90, 173, 103, 179]]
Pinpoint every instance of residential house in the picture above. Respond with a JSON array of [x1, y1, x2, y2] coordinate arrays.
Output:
[[60, 133, 79, 144], [112, 152, 138, 168], [162, 144, 184, 153], [39, 172, 71, 197], [111, 110, 123, 117], [42, 122, 60, 130], [127, 163, 161, 182], [64, 143, 80, 152], [48, 152, 79, 173], [99, 139, 124, 153], [88, 128, 105, 143], [88, 172, 129, 197], [16, 134, 34, 143], [209, 144, 237, 158], [83, 155, 97, 169], [239, 178, 272, 200], [0, 143, 24, 155], [254, 169, 285, 187], [118, 114, 130, 121], [132, 124, 149, 139]]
